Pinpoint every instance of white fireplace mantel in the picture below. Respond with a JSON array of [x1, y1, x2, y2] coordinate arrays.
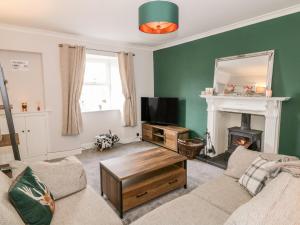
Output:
[[200, 95, 290, 154]]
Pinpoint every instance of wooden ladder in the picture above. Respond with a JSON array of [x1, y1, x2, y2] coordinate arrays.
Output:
[[0, 64, 20, 161]]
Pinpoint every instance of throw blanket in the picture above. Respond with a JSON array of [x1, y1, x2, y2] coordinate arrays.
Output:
[[224, 172, 300, 225], [267, 160, 300, 178]]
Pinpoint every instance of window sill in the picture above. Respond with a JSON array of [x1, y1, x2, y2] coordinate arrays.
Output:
[[81, 109, 120, 114]]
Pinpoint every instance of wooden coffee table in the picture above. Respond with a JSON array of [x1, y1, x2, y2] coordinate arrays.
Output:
[[100, 147, 187, 218]]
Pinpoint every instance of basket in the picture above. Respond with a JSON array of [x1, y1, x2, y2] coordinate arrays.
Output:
[[178, 139, 205, 159]]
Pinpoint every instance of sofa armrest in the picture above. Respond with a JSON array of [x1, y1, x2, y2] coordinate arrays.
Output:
[[10, 156, 87, 200]]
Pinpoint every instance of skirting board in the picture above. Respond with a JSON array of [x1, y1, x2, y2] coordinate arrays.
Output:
[[81, 142, 95, 150], [80, 138, 141, 151], [119, 137, 141, 144]]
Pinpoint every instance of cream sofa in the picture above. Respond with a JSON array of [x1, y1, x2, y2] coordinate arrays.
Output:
[[1, 148, 299, 225], [0, 157, 122, 225], [132, 147, 300, 225]]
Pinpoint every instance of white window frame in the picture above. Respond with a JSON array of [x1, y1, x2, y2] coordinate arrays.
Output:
[[80, 53, 120, 113]]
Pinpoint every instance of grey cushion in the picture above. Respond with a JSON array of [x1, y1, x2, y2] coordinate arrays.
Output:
[[191, 175, 252, 214], [224, 146, 298, 179], [131, 194, 229, 225], [52, 186, 122, 225], [10, 156, 87, 200]]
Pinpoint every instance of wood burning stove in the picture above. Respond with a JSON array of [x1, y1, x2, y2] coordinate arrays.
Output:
[[197, 113, 263, 169], [228, 114, 262, 153]]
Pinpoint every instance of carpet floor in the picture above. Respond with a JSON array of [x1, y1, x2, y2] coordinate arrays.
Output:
[[77, 141, 223, 224]]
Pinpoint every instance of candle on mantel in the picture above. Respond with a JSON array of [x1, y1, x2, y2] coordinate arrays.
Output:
[[21, 102, 28, 112], [266, 89, 273, 98], [255, 86, 266, 95]]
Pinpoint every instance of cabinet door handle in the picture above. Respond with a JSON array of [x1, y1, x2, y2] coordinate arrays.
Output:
[[22, 130, 25, 133], [27, 130, 30, 132], [168, 179, 178, 185], [136, 191, 148, 198]]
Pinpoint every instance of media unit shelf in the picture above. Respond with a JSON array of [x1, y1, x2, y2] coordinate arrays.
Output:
[[142, 123, 189, 152]]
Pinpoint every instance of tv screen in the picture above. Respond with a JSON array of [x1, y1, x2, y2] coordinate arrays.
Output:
[[141, 97, 178, 125]]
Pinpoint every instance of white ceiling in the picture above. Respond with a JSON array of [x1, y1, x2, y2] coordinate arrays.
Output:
[[0, 0, 300, 47]]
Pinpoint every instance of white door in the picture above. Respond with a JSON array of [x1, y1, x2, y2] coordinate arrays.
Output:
[[25, 116, 47, 158], [0, 116, 28, 159]]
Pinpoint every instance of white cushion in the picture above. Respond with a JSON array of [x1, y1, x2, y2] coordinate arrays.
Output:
[[239, 156, 276, 196], [10, 156, 87, 200], [51, 186, 122, 225], [224, 172, 300, 225]]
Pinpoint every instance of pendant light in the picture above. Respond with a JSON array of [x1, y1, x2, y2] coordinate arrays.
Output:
[[139, 1, 179, 34]]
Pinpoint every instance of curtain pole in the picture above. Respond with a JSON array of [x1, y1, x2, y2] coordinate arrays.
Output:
[[58, 44, 135, 56]]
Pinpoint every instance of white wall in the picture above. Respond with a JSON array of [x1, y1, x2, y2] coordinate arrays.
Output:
[[0, 26, 154, 154], [0, 50, 45, 111]]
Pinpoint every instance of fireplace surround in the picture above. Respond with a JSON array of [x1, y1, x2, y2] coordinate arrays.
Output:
[[198, 96, 289, 169], [201, 95, 290, 155]]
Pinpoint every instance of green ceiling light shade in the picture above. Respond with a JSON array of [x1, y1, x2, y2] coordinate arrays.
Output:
[[139, 1, 179, 34]]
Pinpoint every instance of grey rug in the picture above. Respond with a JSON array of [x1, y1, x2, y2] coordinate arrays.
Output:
[[77, 141, 223, 224]]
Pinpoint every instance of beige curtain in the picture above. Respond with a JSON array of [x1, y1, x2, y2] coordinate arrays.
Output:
[[118, 52, 137, 127], [60, 44, 86, 136]]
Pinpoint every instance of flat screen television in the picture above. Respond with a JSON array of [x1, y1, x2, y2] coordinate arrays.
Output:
[[141, 97, 178, 125]]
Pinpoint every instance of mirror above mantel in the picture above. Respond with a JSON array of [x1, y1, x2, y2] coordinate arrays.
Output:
[[213, 50, 274, 96], [200, 50, 291, 160]]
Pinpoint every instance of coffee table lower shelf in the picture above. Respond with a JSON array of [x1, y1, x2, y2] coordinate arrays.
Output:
[[100, 162, 187, 218]]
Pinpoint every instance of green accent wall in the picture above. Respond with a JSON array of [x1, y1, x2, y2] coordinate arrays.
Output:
[[154, 12, 300, 157]]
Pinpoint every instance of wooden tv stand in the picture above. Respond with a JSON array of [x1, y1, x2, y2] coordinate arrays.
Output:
[[142, 123, 189, 152]]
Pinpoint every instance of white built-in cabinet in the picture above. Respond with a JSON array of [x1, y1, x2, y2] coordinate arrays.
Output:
[[0, 112, 49, 162]]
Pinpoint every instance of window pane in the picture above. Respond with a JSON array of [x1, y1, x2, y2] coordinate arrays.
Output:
[[80, 84, 110, 112], [84, 61, 107, 84], [80, 54, 123, 112]]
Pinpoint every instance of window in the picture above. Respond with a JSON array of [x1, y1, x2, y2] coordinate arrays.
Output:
[[80, 54, 123, 112]]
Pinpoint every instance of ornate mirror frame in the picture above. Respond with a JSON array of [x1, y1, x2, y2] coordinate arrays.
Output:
[[213, 50, 275, 94]]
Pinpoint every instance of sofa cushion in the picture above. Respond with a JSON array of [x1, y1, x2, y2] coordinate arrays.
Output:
[[0, 170, 11, 190], [0, 172, 24, 225], [51, 186, 122, 225], [224, 172, 300, 225], [8, 167, 55, 225], [224, 146, 298, 179], [131, 194, 229, 225], [191, 175, 251, 214], [10, 156, 87, 200], [224, 146, 261, 179], [239, 156, 277, 196]]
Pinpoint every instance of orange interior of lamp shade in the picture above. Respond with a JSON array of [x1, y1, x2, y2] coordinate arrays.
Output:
[[139, 21, 178, 34]]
